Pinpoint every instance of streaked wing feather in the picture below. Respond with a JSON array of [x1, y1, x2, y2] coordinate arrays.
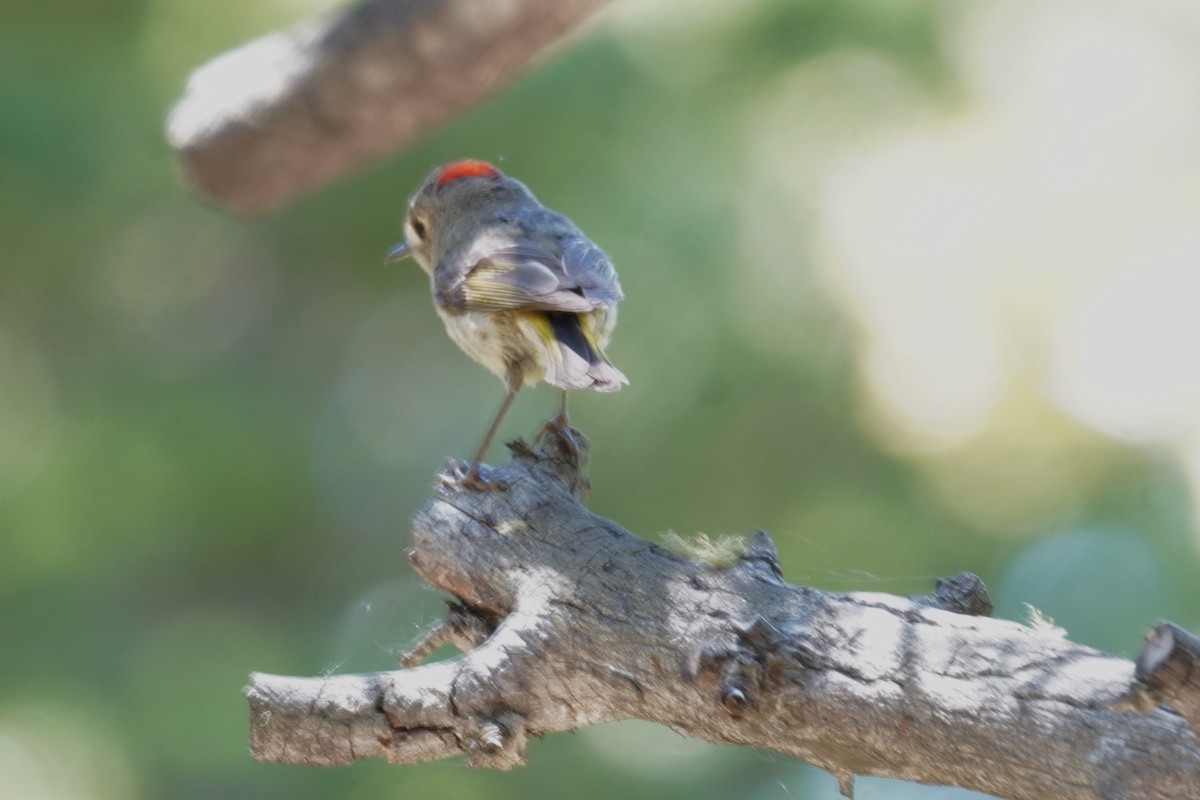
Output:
[[458, 241, 606, 313], [491, 260, 561, 295], [462, 281, 593, 312]]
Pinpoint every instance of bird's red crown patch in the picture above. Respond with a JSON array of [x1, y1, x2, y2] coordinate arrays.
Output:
[[436, 159, 502, 185]]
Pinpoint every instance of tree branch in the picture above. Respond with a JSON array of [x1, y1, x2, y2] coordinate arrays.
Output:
[[1135, 622, 1200, 737], [247, 428, 1200, 799], [166, 0, 613, 215]]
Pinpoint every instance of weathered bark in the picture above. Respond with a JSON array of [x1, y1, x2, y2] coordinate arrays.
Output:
[[166, 0, 613, 214], [1136, 622, 1200, 739], [246, 426, 1200, 799]]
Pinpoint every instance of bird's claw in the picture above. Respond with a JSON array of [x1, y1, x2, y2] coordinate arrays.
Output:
[[537, 411, 568, 441], [537, 413, 582, 461]]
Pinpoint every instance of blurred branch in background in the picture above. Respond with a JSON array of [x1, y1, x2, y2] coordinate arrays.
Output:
[[165, 0, 613, 215]]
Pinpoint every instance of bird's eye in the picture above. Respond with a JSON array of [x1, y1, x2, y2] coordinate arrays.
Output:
[[409, 215, 427, 241]]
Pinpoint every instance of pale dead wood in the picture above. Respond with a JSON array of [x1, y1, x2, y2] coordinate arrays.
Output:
[[166, 0, 614, 214], [246, 427, 1200, 799]]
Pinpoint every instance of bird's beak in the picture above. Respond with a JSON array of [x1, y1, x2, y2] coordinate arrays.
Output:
[[384, 240, 412, 263]]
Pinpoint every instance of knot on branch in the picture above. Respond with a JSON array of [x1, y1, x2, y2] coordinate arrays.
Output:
[[683, 615, 789, 718], [1137, 622, 1200, 690], [1133, 622, 1200, 733], [463, 714, 528, 770], [734, 529, 784, 582], [914, 572, 993, 617]]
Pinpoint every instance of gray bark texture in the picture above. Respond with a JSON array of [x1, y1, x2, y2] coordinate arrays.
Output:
[[246, 426, 1200, 800], [1136, 622, 1200, 738], [165, 0, 613, 215]]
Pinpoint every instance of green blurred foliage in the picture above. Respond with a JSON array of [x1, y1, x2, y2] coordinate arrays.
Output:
[[2, 1, 1198, 799]]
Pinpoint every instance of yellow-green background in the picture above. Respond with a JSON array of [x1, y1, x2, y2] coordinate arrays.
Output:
[[5, 1, 1200, 798]]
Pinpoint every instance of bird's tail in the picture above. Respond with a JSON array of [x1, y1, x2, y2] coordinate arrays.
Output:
[[539, 311, 627, 392]]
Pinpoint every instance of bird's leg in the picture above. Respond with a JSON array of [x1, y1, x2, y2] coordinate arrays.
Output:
[[554, 389, 569, 427], [459, 389, 517, 490], [454, 370, 521, 491], [539, 389, 570, 437]]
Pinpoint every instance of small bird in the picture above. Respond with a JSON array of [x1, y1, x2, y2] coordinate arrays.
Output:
[[386, 159, 626, 489]]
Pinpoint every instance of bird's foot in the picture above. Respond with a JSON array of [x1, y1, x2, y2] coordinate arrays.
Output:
[[537, 412, 576, 451], [439, 459, 508, 492], [539, 402, 575, 435], [536, 413, 586, 475]]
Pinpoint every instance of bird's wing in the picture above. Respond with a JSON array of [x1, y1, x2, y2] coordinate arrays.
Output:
[[451, 242, 619, 313], [558, 238, 624, 305]]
